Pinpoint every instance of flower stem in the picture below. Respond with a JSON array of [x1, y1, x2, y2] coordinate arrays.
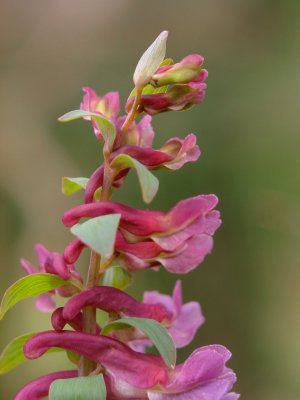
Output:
[[120, 88, 142, 135]]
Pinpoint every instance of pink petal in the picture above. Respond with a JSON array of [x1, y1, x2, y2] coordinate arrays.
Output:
[[19, 258, 37, 275], [160, 235, 213, 274], [160, 134, 201, 170], [35, 293, 56, 312], [15, 370, 77, 400], [24, 331, 168, 389], [168, 301, 204, 348], [165, 346, 232, 392]]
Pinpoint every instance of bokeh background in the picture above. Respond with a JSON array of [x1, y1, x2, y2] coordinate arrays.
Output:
[[1, 0, 300, 398]]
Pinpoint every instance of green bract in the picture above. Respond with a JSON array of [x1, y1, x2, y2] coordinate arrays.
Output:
[[49, 375, 106, 400], [111, 154, 159, 203], [62, 177, 89, 196], [71, 214, 121, 261], [101, 316, 176, 368]]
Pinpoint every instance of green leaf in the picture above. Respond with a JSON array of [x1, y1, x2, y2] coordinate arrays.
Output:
[[71, 214, 121, 260], [58, 109, 116, 152], [0, 333, 62, 374], [102, 317, 176, 368], [111, 154, 159, 203], [103, 265, 132, 290], [49, 375, 106, 400], [0, 274, 78, 320], [62, 177, 89, 195]]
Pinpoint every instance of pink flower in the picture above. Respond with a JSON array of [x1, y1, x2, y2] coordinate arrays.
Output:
[[151, 54, 206, 87], [20, 244, 82, 312], [24, 331, 239, 399], [63, 195, 221, 274], [125, 54, 208, 116], [142, 281, 204, 348]]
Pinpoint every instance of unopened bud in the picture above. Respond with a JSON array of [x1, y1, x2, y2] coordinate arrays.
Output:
[[133, 31, 168, 89]]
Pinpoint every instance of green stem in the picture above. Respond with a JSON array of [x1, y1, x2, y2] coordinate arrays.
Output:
[[79, 87, 142, 376]]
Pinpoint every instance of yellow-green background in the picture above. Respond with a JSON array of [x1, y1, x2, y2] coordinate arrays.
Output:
[[1, 0, 300, 398]]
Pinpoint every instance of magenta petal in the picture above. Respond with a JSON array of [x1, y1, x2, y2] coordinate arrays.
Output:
[[35, 293, 56, 312], [64, 238, 86, 264], [160, 235, 213, 273], [44, 252, 71, 280], [34, 243, 50, 267], [15, 370, 77, 400], [25, 331, 168, 388], [63, 286, 170, 322], [137, 115, 155, 147]]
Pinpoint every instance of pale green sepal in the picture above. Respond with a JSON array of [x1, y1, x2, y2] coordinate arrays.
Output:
[[58, 109, 115, 152], [49, 375, 106, 400], [111, 154, 159, 204], [103, 265, 132, 290], [70, 214, 121, 260], [0, 274, 77, 320], [62, 177, 89, 195], [101, 317, 176, 368]]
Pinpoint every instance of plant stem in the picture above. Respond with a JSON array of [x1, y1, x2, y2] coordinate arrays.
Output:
[[80, 88, 142, 376]]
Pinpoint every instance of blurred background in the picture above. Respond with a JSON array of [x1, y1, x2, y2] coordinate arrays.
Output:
[[0, 0, 300, 398]]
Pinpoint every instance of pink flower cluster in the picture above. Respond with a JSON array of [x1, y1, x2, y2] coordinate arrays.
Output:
[[10, 40, 239, 399]]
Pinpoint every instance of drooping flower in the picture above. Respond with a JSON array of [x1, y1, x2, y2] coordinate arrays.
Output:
[[63, 195, 221, 273], [24, 331, 239, 400], [60, 286, 171, 325], [20, 244, 82, 312], [126, 54, 208, 116]]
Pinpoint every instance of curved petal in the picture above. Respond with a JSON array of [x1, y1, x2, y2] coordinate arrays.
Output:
[[15, 370, 77, 400], [24, 331, 168, 389], [62, 286, 171, 322]]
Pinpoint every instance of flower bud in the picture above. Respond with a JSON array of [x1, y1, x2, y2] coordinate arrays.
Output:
[[133, 31, 168, 89], [151, 54, 204, 87]]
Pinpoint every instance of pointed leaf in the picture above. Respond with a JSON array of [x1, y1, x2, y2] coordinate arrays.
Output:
[[70, 214, 121, 260], [0, 274, 79, 320], [58, 109, 115, 152], [133, 31, 168, 89], [49, 375, 106, 400], [62, 177, 89, 195], [111, 154, 159, 203], [0, 333, 62, 374], [102, 317, 176, 368]]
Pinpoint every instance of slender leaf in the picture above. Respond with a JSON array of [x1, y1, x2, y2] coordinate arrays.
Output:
[[71, 214, 121, 260], [102, 317, 176, 368], [62, 177, 89, 195], [0, 333, 62, 374], [49, 375, 106, 400], [111, 154, 159, 203], [58, 109, 115, 152], [0, 274, 77, 320]]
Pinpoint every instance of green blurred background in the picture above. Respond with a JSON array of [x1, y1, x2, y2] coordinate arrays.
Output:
[[1, 0, 300, 398]]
